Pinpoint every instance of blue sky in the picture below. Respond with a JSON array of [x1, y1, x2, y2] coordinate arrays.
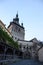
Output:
[[0, 0, 43, 41]]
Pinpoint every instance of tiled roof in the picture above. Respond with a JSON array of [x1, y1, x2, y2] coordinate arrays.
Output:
[[8, 22, 24, 29]]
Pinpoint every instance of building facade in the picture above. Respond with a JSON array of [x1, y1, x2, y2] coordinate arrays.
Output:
[[0, 20, 12, 37], [38, 47, 43, 62], [8, 13, 25, 41], [0, 20, 6, 31], [18, 38, 39, 59]]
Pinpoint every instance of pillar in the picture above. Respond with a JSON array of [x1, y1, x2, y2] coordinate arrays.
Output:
[[4, 46, 7, 60]]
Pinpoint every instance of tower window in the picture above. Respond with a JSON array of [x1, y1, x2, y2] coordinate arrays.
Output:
[[12, 28, 13, 31], [15, 37, 17, 39], [19, 28, 20, 32]]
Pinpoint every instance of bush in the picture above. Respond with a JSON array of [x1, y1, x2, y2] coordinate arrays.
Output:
[[0, 27, 18, 49]]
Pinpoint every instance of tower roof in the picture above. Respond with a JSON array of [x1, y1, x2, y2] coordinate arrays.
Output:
[[13, 12, 19, 24]]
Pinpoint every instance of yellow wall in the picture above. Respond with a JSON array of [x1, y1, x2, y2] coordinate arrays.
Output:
[[0, 20, 12, 37]]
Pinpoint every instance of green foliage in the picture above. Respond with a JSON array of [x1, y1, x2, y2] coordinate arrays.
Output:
[[0, 27, 18, 49]]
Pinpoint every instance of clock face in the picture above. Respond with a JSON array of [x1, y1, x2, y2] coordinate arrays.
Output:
[[14, 26, 21, 32]]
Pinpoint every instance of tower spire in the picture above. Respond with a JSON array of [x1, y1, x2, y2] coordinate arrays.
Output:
[[16, 11, 18, 18]]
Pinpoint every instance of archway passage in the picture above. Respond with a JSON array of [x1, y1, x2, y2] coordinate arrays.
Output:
[[5, 48, 14, 59], [23, 51, 31, 59], [6, 48, 13, 55], [15, 49, 23, 58], [0, 45, 4, 60]]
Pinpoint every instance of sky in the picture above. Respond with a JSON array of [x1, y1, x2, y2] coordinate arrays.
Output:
[[0, 0, 43, 41]]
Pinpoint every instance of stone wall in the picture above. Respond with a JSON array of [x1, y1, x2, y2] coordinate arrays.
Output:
[[38, 47, 43, 62]]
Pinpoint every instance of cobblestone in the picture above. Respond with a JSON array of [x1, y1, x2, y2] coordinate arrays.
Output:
[[8, 59, 43, 65]]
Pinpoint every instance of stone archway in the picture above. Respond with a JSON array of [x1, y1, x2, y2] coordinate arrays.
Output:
[[0, 45, 4, 54], [6, 48, 13, 59], [6, 48, 13, 55], [23, 51, 31, 59]]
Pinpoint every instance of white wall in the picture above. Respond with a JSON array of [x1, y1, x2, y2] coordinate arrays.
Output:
[[11, 24, 25, 41], [18, 40, 33, 52], [12, 31, 24, 40], [18, 40, 33, 46]]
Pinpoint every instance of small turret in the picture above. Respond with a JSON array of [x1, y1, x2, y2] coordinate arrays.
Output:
[[21, 23, 23, 27]]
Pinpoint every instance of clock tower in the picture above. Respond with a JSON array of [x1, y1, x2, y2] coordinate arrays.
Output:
[[8, 13, 25, 41]]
